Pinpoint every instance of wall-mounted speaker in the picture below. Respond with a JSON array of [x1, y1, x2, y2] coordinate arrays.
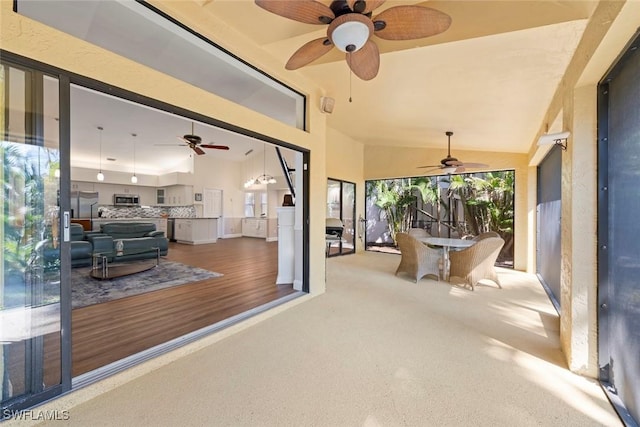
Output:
[[320, 96, 335, 114]]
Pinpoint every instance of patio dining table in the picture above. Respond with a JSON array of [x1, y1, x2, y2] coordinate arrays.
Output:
[[418, 237, 475, 281]]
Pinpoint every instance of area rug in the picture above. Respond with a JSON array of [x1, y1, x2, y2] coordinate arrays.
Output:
[[71, 261, 223, 309]]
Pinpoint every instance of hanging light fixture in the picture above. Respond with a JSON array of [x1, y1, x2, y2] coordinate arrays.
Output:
[[244, 146, 276, 187], [96, 126, 105, 181], [258, 146, 277, 185], [131, 133, 138, 184]]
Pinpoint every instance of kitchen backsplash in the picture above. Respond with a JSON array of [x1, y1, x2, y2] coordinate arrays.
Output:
[[98, 205, 196, 218]]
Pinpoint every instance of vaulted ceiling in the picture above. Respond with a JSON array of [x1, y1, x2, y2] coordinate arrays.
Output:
[[158, 0, 596, 154]]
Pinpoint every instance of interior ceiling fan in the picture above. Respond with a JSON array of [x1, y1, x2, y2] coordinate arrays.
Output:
[[156, 123, 229, 155], [254, 0, 451, 80], [418, 131, 489, 174]]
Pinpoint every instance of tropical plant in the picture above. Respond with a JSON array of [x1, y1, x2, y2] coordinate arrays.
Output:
[[444, 171, 515, 260], [366, 177, 437, 243], [365, 171, 515, 264], [2, 142, 57, 308]]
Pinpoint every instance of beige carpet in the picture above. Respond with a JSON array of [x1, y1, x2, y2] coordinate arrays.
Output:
[[33, 251, 620, 426]]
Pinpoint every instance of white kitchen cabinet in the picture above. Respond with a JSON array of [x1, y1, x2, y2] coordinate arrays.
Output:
[[161, 185, 194, 206], [157, 172, 194, 187], [174, 219, 192, 242], [174, 218, 217, 244], [242, 218, 267, 238]]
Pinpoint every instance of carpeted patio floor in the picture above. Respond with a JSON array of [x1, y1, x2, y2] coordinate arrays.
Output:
[[27, 251, 621, 427]]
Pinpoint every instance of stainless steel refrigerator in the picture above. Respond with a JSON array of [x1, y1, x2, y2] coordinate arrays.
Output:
[[71, 191, 99, 219]]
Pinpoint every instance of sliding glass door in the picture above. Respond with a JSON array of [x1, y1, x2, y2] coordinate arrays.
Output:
[[327, 178, 355, 256], [1, 62, 69, 414]]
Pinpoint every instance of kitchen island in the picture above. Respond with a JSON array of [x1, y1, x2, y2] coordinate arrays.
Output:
[[174, 218, 218, 244]]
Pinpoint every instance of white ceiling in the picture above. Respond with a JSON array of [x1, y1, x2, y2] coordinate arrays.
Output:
[[68, 85, 272, 175]]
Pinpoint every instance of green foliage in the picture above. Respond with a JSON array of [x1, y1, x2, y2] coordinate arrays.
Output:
[[367, 171, 515, 262], [366, 177, 437, 243]]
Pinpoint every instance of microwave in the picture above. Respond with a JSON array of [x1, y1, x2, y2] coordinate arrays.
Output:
[[113, 194, 140, 206]]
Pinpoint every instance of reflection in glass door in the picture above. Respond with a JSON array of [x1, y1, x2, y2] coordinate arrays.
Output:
[[1, 64, 65, 413], [327, 178, 355, 257]]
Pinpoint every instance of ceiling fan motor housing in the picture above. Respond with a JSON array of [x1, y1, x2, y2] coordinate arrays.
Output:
[[183, 134, 202, 145]]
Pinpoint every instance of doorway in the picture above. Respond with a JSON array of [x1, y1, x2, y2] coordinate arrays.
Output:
[[1, 63, 70, 413], [327, 178, 356, 256]]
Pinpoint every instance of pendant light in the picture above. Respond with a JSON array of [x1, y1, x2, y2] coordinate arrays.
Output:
[[96, 126, 105, 181], [258, 146, 277, 185], [131, 133, 138, 184]]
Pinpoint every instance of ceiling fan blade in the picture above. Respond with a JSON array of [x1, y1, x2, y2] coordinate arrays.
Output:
[[155, 144, 185, 146], [348, 0, 385, 14], [418, 167, 444, 174], [346, 40, 379, 81], [461, 162, 489, 168], [200, 144, 230, 150], [286, 38, 333, 70], [255, 0, 334, 25], [373, 6, 451, 40], [417, 165, 442, 169], [192, 146, 206, 155]]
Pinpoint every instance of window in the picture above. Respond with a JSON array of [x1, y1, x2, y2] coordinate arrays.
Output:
[[244, 192, 255, 218], [16, 0, 305, 129]]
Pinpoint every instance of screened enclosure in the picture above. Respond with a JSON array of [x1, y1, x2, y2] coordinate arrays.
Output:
[[364, 171, 514, 267]]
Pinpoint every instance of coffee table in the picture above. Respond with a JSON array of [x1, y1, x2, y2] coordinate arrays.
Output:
[[91, 247, 160, 280]]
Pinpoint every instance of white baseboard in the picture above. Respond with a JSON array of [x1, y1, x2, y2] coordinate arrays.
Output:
[[221, 233, 243, 239]]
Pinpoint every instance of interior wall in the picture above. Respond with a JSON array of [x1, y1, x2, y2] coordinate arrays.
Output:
[[363, 145, 529, 270], [326, 127, 365, 252], [0, 1, 328, 292], [193, 156, 245, 235]]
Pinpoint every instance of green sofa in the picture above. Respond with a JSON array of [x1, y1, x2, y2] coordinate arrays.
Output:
[[87, 222, 169, 262], [70, 223, 93, 267]]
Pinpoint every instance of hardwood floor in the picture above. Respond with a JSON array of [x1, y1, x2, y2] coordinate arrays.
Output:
[[72, 237, 296, 377]]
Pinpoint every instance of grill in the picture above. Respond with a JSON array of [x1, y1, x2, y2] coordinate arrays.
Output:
[[326, 218, 344, 238]]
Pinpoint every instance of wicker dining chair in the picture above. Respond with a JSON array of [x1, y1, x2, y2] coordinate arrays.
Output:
[[395, 232, 441, 283], [449, 236, 505, 290], [408, 228, 430, 239], [472, 231, 501, 241]]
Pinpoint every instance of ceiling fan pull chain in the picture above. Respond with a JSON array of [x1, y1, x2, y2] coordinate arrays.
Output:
[[349, 68, 353, 103]]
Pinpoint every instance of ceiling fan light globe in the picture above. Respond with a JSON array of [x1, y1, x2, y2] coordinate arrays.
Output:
[[442, 166, 457, 174], [331, 21, 370, 53]]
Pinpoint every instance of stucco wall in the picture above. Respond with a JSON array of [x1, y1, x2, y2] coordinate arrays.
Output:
[[526, 0, 639, 377]]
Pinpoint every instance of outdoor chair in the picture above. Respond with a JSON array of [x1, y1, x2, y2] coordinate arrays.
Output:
[[472, 231, 501, 241], [449, 236, 505, 290], [325, 218, 344, 257], [395, 232, 441, 283], [408, 228, 430, 239]]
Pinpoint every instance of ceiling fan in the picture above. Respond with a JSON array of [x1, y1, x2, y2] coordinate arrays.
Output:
[[254, 0, 451, 80], [156, 122, 229, 155], [418, 131, 489, 174]]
